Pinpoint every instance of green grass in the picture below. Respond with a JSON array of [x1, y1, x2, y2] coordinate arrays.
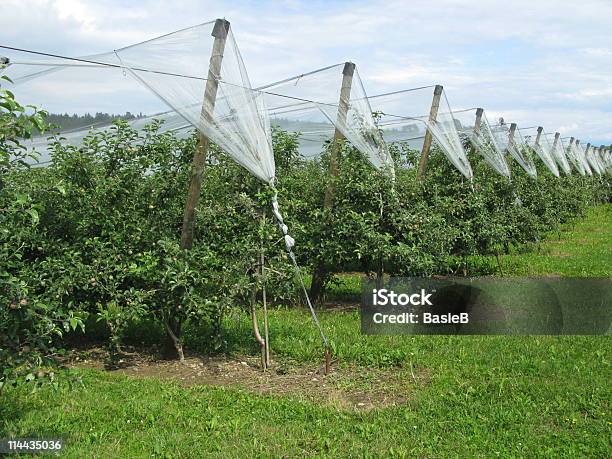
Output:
[[2, 205, 611, 458], [487, 204, 612, 277]]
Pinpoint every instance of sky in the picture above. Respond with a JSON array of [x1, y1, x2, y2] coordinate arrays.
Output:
[[1, 0, 611, 145]]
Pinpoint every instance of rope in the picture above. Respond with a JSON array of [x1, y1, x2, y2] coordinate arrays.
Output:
[[269, 188, 329, 348]]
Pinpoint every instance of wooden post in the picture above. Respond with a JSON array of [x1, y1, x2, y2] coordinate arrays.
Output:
[[310, 62, 355, 303], [535, 126, 543, 145], [164, 19, 229, 360], [473, 108, 484, 134], [508, 123, 517, 146], [416, 85, 443, 181], [323, 62, 355, 208], [260, 215, 270, 368], [468, 108, 483, 169], [552, 132, 560, 150], [180, 18, 230, 250], [585, 143, 592, 171]]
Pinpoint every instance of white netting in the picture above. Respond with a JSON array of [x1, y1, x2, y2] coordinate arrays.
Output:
[[544, 133, 572, 175], [491, 123, 537, 178], [595, 147, 610, 173], [581, 144, 593, 175], [585, 145, 603, 175], [2, 21, 276, 183], [2, 21, 603, 183], [521, 128, 559, 177], [258, 63, 394, 178], [454, 108, 510, 177], [113, 20, 275, 184], [596, 148, 607, 173], [604, 149, 612, 171], [367, 87, 473, 179], [0, 45, 192, 163], [569, 140, 593, 176], [565, 139, 586, 176], [1, 48, 168, 165]]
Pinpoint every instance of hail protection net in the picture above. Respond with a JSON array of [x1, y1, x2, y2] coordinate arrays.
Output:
[[565, 140, 586, 175], [113, 20, 275, 184], [595, 148, 606, 174], [570, 141, 593, 176], [1, 20, 276, 184], [490, 123, 510, 151], [579, 143, 594, 175], [257, 63, 394, 178], [0, 49, 171, 165], [585, 146, 603, 175], [521, 128, 559, 177], [599, 149, 608, 172], [492, 123, 537, 178], [598, 148, 610, 172], [544, 133, 572, 175], [454, 108, 510, 177], [367, 87, 473, 179]]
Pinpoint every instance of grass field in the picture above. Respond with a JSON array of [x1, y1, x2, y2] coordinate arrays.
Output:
[[1, 205, 610, 458], [485, 204, 611, 277]]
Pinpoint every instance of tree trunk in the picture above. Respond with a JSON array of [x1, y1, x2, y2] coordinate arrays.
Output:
[[164, 318, 185, 363], [309, 262, 327, 305]]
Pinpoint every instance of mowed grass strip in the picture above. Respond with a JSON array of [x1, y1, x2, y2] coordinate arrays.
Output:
[[1, 205, 610, 458], [495, 204, 611, 277]]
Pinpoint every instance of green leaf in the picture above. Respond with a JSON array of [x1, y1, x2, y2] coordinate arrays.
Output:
[[27, 208, 39, 225], [55, 183, 67, 196]]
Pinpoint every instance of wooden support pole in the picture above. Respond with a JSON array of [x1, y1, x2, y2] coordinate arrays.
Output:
[[180, 18, 230, 250], [310, 62, 355, 303], [508, 123, 517, 146], [552, 132, 560, 150], [585, 143, 592, 171], [323, 62, 355, 209], [163, 18, 229, 360], [473, 108, 484, 135], [260, 215, 270, 368], [416, 85, 443, 181], [535, 126, 543, 145]]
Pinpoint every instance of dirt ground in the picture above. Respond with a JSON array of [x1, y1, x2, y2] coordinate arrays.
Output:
[[65, 346, 425, 411]]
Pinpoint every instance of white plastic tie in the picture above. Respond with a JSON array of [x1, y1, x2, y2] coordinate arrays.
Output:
[[284, 235, 295, 250]]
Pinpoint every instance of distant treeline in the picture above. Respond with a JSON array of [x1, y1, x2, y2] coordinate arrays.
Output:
[[46, 112, 147, 131]]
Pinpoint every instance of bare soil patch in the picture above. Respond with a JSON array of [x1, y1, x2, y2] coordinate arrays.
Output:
[[65, 346, 424, 411]]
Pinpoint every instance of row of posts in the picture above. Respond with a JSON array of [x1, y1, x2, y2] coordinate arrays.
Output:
[[178, 18, 611, 311]]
